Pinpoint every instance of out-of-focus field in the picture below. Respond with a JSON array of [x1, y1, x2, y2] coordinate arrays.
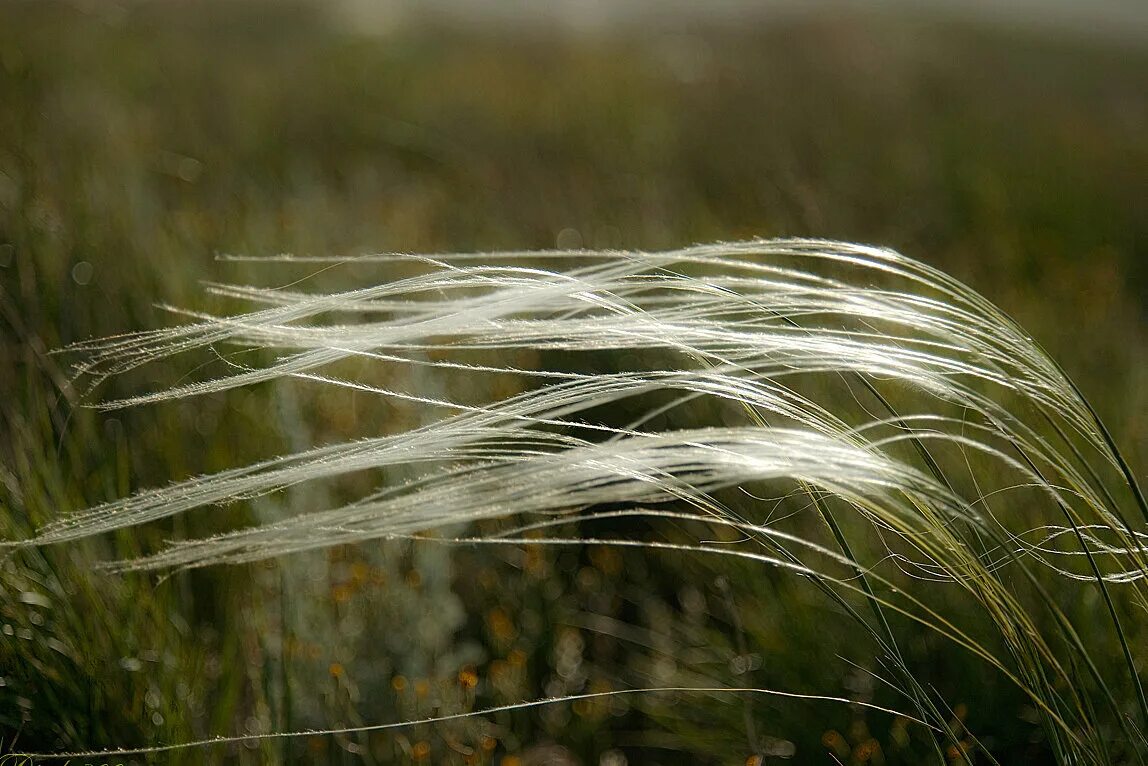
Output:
[[1, 2, 1146, 763]]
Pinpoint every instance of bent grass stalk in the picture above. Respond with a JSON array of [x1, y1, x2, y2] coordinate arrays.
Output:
[[10, 239, 1148, 762]]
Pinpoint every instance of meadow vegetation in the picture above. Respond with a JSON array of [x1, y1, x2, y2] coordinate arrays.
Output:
[[1, 3, 1147, 764]]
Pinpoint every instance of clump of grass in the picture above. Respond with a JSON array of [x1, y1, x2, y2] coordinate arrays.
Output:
[[11, 238, 1148, 763]]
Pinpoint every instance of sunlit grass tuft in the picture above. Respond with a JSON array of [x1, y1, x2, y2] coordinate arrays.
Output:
[[10, 238, 1148, 763]]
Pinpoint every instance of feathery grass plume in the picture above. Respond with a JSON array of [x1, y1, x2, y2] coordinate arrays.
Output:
[[17, 238, 1148, 762]]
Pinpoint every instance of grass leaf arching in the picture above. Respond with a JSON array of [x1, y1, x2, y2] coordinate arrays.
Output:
[[19, 238, 1148, 763]]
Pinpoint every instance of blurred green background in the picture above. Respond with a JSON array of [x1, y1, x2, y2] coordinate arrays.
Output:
[[1, 1, 1146, 763]]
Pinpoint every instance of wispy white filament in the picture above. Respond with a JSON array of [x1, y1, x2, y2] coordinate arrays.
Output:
[[14, 238, 1148, 761]]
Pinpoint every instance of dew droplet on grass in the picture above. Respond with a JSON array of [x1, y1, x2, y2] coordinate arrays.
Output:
[[71, 260, 93, 285]]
